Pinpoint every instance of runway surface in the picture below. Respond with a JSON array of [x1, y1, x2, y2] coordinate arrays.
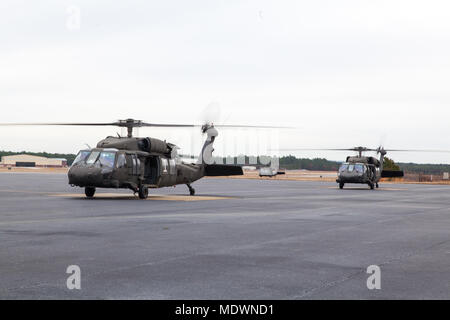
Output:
[[0, 172, 449, 299]]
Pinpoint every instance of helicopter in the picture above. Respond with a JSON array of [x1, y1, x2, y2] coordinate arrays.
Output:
[[279, 146, 403, 189], [331, 146, 450, 189], [0, 119, 281, 199], [333, 146, 404, 189], [284, 146, 408, 189], [259, 158, 285, 177], [277, 146, 450, 190]]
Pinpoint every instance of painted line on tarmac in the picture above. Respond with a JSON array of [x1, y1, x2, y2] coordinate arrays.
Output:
[[324, 186, 408, 191], [0, 189, 233, 201], [50, 193, 233, 201], [0, 189, 59, 195]]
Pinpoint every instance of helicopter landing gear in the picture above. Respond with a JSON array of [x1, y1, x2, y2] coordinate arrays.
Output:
[[138, 185, 149, 199], [339, 183, 345, 189], [369, 182, 375, 190], [376, 183, 379, 189], [187, 184, 195, 196], [85, 187, 96, 198]]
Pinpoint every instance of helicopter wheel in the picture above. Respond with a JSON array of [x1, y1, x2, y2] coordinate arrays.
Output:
[[376, 183, 379, 189], [138, 185, 149, 199], [187, 184, 195, 196], [85, 187, 96, 198], [369, 182, 375, 190], [339, 183, 344, 189]]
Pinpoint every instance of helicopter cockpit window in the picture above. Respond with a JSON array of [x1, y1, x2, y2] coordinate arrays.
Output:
[[339, 164, 349, 172], [86, 151, 100, 165], [347, 164, 355, 172], [98, 152, 116, 168], [355, 164, 364, 173], [72, 150, 90, 166]]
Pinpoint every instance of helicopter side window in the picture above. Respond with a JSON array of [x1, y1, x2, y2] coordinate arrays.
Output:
[[86, 151, 100, 165], [169, 159, 176, 174], [136, 158, 141, 175], [132, 156, 138, 175], [98, 152, 116, 168], [128, 155, 140, 175], [161, 158, 168, 174], [116, 154, 126, 168]]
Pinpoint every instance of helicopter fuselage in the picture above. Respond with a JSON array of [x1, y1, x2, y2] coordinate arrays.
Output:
[[68, 148, 204, 189], [336, 162, 380, 187], [68, 134, 243, 199], [336, 156, 382, 189]]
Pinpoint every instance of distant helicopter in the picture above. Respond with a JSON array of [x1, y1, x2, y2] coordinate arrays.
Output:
[[259, 158, 285, 177], [259, 167, 285, 177], [0, 119, 281, 199], [334, 146, 403, 189], [278, 146, 450, 190], [332, 146, 450, 189]]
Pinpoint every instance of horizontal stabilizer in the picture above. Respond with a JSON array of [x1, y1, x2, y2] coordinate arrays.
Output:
[[205, 165, 243, 176], [382, 170, 404, 178]]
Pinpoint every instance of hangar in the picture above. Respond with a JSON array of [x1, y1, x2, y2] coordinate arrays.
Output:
[[0, 154, 67, 168]]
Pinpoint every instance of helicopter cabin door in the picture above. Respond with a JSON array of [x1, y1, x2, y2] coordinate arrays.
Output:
[[126, 154, 140, 177], [159, 158, 177, 186], [143, 156, 159, 186], [115, 152, 128, 180]]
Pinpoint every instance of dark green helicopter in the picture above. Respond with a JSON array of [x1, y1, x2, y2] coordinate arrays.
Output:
[[1, 119, 279, 199], [331, 146, 450, 189], [280, 146, 404, 189], [334, 146, 404, 189], [278, 146, 450, 190]]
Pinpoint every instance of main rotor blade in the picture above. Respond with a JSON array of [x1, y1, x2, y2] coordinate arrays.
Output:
[[0, 122, 290, 129], [0, 122, 194, 128], [275, 148, 368, 152], [141, 123, 292, 129], [275, 148, 450, 153], [384, 149, 450, 153], [140, 123, 196, 128], [213, 124, 292, 129], [0, 122, 116, 126]]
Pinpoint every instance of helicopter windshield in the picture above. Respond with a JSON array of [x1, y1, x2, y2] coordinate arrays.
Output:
[[339, 164, 349, 172], [98, 152, 116, 168], [72, 150, 116, 168], [85, 151, 100, 165], [72, 150, 90, 166], [354, 164, 364, 173]]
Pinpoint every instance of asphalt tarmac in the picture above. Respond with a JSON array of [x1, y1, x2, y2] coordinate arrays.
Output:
[[0, 172, 449, 299]]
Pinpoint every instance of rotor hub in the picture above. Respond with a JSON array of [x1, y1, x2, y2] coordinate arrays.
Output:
[[115, 119, 143, 137]]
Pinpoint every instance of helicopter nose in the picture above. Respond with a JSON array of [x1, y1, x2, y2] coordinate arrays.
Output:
[[68, 166, 102, 186], [68, 167, 82, 186]]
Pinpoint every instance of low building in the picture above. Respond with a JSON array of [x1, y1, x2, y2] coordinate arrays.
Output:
[[0, 154, 67, 168]]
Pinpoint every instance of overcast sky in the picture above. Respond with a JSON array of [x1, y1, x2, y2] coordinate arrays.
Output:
[[1, 0, 450, 163]]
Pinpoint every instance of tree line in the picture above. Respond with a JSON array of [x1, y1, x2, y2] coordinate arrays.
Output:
[[0, 151, 77, 165], [2, 150, 449, 174]]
